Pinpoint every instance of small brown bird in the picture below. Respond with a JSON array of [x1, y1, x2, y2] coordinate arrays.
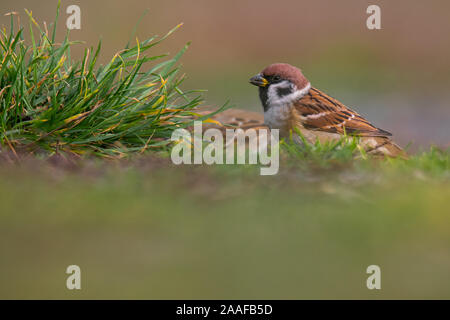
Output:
[[250, 63, 405, 157]]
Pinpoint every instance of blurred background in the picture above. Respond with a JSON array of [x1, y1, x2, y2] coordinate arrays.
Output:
[[1, 0, 450, 300], [1, 0, 449, 150]]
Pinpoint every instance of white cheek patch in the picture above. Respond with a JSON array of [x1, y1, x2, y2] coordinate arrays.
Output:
[[264, 80, 311, 130], [267, 81, 311, 108]]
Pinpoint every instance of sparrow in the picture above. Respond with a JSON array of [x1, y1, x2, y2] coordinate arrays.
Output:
[[197, 108, 266, 132], [249, 63, 405, 157]]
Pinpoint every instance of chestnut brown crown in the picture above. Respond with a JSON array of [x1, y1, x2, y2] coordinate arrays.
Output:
[[261, 63, 309, 89]]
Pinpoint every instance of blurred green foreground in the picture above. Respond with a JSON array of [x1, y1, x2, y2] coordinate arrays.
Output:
[[0, 155, 449, 299]]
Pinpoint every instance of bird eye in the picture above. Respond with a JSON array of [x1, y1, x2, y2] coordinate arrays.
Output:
[[273, 75, 281, 82]]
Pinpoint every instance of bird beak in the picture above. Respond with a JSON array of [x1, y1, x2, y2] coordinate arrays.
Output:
[[249, 74, 269, 87]]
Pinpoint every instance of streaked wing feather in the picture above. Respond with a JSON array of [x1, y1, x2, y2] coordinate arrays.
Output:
[[294, 87, 391, 137]]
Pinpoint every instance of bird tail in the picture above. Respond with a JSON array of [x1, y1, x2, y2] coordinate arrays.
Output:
[[361, 136, 408, 158]]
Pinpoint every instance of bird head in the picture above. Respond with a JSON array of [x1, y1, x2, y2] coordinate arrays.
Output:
[[249, 63, 310, 111]]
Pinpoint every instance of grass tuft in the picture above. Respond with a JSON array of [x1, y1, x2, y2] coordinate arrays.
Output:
[[280, 128, 366, 169], [280, 128, 450, 177], [0, 4, 206, 159]]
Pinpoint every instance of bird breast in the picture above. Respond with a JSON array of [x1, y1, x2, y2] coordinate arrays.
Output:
[[264, 102, 293, 135]]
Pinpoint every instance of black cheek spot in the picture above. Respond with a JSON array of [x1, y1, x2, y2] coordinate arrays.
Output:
[[277, 87, 292, 97]]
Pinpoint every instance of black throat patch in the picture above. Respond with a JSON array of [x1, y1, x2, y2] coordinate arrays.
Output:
[[258, 86, 270, 111], [258, 84, 293, 111]]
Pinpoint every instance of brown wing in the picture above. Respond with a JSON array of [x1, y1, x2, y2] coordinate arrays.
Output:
[[294, 87, 391, 137]]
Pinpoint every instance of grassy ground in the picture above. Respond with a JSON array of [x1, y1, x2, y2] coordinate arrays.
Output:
[[0, 147, 449, 299]]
